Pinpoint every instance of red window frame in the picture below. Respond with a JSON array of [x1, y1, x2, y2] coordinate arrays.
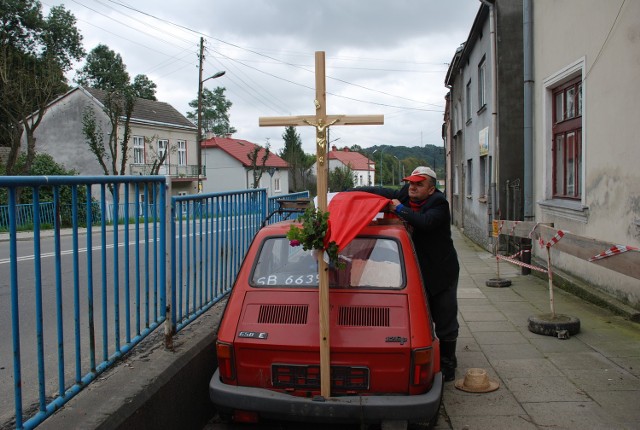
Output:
[[552, 76, 582, 199]]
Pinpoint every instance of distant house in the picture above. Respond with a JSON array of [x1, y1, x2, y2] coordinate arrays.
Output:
[[25, 86, 199, 198], [312, 146, 376, 187], [201, 136, 289, 197]]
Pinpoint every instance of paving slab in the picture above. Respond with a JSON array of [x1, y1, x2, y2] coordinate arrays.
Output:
[[522, 401, 623, 430], [439, 228, 640, 430], [490, 358, 563, 378], [504, 376, 589, 403], [447, 415, 538, 430]]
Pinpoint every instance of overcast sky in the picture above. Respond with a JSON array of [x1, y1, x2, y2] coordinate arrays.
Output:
[[45, 0, 480, 155]]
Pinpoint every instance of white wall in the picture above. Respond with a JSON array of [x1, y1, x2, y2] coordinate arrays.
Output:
[[533, 0, 640, 306], [202, 148, 247, 193]]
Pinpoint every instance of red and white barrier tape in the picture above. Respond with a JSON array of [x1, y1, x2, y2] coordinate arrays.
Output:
[[495, 253, 548, 273], [588, 245, 639, 262], [539, 229, 567, 249]]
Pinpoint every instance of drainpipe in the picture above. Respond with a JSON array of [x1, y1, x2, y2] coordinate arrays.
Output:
[[523, 0, 534, 220], [480, 0, 499, 233]]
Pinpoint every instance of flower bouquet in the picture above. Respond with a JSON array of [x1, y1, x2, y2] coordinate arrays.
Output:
[[286, 207, 344, 269]]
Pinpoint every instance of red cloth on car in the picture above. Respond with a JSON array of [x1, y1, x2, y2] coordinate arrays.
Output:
[[326, 191, 390, 251]]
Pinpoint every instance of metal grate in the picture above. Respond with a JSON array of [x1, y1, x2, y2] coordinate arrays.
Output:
[[258, 304, 309, 324], [338, 306, 390, 327]]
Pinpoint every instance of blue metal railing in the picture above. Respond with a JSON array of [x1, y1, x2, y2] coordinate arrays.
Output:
[[169, 189, 267, 333], [0, 176, 167, 430], [0, 201, 160, 231], [0, 175, 308, 429], [266, 191, 310, 224]]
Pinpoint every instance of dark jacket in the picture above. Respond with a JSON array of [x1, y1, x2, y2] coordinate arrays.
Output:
[[353, 185, 459, 296]]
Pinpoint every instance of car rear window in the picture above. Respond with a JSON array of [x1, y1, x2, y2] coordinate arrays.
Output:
[[251, 236, 404, 289]]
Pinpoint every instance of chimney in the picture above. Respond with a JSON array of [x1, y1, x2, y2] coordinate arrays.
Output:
[[331, 145, 337, 152], [343, 147, 349, 152]]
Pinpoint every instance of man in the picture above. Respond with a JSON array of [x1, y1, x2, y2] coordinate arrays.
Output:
[[352, 166, 460, 381]]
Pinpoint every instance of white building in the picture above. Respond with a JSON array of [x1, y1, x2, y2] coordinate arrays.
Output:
[[201, 136, 289, 197]]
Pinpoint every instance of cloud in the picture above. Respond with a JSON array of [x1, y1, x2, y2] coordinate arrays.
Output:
[[51, 0, 479, 154]]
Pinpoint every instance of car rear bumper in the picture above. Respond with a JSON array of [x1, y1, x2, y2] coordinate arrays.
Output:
[[209, 369, 443, 424]]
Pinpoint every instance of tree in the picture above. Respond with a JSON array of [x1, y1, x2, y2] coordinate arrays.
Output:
[[0, 1, 84, 175], [329, 164, 355, 192], [279, 126, 307, 192], [300, 153, 316, 191], [187, 86, 236, 137], [75, 44, 129, 91], [131, 74, 157, 100], [349, 144, 364, 153], [82, 87, 135, 176], [247, 141, 271, 189], [143, 136, 170, 175], [77, 45, 159, 177]]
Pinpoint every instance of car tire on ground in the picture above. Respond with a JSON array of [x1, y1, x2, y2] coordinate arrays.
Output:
[[527, 313, 580, 337]]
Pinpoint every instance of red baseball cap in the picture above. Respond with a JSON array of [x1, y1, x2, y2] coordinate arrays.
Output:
[[403, 166, 437, 182]]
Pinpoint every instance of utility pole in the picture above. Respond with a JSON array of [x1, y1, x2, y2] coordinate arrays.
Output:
[[197, 37, 205, 193], [196, 38, 225, 194]]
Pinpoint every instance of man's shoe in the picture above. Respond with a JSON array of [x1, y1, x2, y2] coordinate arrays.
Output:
[[442, 367, 456, 382], [440, 339, 457, 382]]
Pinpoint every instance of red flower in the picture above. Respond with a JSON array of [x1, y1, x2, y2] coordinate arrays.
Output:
[[289, 239, 301, 247]]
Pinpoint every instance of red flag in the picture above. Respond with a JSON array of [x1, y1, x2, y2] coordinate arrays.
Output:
[[327, 191, 390, 251]]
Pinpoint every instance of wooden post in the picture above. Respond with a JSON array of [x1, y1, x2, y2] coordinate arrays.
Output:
[[259, 51, 383, 398]]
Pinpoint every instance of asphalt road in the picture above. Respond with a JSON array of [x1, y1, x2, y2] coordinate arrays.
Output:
[[0, 226, 170, 424]]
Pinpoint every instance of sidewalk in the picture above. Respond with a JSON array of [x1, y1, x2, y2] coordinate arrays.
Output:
[[436, 228, 640, 430]]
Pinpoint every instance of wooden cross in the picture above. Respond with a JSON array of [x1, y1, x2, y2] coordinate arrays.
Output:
[[259, 51, 383, 398]]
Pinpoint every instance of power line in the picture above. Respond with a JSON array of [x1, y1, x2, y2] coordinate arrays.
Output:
[[100, 0, 443, 111]]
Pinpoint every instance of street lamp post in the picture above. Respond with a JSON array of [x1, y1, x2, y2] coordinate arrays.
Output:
[[372, 148, 384, 186], [197, 70, 225, 193], [378, 148, 384, 186], [393, 155, 401, 185]]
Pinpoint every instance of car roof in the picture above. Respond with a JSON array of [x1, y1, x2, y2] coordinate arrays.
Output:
[[262, 217, 408, 238]]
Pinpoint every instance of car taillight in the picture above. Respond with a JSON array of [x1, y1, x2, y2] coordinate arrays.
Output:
[[411, 347, 434, 386], [216, 341, 235, 381]]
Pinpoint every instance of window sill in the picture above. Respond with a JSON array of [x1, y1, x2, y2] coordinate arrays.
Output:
[[477, 105, 487, 115], [466, 118, 472, 126], [538, 199, 589, 223], [466, 194, 473, 199], [478, 196, 487, 204]]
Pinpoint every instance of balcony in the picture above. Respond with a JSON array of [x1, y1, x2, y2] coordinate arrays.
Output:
[[129, 163, 200, 178]]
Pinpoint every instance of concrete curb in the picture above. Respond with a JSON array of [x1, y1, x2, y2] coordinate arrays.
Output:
[[39, 300, 226, 430]]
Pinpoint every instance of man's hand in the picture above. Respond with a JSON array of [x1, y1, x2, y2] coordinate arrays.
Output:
[[388, 199, 402, 212]]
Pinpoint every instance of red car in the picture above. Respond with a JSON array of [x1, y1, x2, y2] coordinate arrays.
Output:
[[209, 207, 443, 428]]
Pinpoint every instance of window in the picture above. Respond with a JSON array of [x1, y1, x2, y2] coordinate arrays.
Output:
[[453, 165, 459, 195], [251, 237, 403, 289], [158, 139, 168, 164], [274, 178, 281, 192], [177, 140, 186, 165], [552, 76, 582, 199], [465, 80, 472, 122], [479, 156, 486, 199], [133, 136, 144, 164], [478, 58, 487, 109], [466, 159, 473, 197], [453, 105, 460, 133], [454, 102, 462, 134]]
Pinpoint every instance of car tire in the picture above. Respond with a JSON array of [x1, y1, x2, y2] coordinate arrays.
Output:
[[527, 313, 581, 337]]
